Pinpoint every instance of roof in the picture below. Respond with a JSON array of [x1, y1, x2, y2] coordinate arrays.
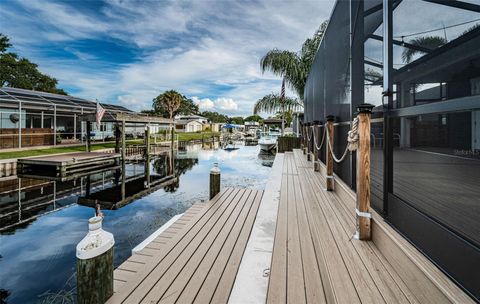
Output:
[[0, 87, 132, 113], [263, 118, 284, 124], [80, 112, 172, 124], [175, 119, 204, 125], [176, 115, 208, 120]]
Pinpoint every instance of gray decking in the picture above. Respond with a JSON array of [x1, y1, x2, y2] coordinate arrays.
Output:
[[107, 149, 473, 304]]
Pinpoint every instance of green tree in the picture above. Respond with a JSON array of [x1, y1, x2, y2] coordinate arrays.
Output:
[[152, 91, 196, 118], [153, 90, 183, 120], [0, 34, 67, 94], [244, 114, 264, 123], [275, 109, 293, 126], [200, 111, 229, 123], [260, 21, 327, 100], [228, 116, 244, 125]]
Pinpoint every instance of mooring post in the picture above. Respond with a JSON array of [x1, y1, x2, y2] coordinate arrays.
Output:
[[314, 121, 321, 172], [325, 115, 335, 191], [121, 121, 126, 200], [355, 104, 374, 240], [144, 125, 150, 158], [86, 122, 92, 152], [76, 216, 114, 304], [210, 162, 221, 199], [114, 123, 120, 154]]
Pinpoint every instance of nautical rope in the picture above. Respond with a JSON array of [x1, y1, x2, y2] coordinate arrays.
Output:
[[326, 116, 359, 163], [306, 125, 313, 142], [313, 126, 326, 151]]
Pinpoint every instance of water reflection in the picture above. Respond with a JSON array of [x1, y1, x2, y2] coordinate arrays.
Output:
[[0, 143, 271, 304]]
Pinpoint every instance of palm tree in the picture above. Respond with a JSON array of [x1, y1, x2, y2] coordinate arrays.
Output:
[[153, 90, 183, 144], [253, 93, 302, 115], [401, 36, 447, 63], [260, 21, 327, 100], [153, 90, 183, 120]]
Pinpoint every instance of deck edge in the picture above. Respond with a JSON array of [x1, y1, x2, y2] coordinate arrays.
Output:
[[228, 153, 284, 304]]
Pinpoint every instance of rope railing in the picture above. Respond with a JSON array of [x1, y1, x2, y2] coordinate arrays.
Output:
[[312, 125, 326, 151], [302, 104, 374, 241], [325, 116, 359, 163]]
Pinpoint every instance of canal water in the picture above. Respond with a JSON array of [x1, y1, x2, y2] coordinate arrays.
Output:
[[0, 143, 274, 304]]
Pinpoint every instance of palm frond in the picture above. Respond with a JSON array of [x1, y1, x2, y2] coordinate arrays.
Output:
[[253, 93, 303, 115], [401, 36, 447, 63]]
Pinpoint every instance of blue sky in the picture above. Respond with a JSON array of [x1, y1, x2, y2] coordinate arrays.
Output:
[[0, 0, 334, 116]]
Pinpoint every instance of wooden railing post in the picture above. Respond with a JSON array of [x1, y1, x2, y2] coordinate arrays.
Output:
[[314, 121, 321, 172], [302, 124, 307, 155], [307, 123, 312, 161], [355, 104, 374, 240], [325, 116, 335, 191]]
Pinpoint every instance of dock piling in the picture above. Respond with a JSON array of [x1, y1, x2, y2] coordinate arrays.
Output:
[[76, 216, 114, 304], [355, 104, 374, 240], [86, 122, 92, 152], [210, 162, 221, 199]]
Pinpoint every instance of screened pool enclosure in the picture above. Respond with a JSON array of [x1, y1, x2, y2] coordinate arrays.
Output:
[[302, 0, 480, 300]]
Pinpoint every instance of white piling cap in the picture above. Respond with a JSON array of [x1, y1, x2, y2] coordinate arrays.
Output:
[[210, 162, 220, 174], [76, 216, 115, 260]]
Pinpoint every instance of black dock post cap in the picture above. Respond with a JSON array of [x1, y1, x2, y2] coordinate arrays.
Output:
[[356, 103, 375, 114], [326, 115, 335, 122]]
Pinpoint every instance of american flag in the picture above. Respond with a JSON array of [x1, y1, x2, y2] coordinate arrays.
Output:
[[96, 100, 105, 129]]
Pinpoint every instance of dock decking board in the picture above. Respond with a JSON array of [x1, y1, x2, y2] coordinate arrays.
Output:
[[108, 187, 263, 303], [266, 151, 423, 304], [111, 148, 473, 304], [113, 202, 206, 293]]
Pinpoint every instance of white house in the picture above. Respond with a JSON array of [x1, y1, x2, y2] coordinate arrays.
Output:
[[175, 119, 203, 132]]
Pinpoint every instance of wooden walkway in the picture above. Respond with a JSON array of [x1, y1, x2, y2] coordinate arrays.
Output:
[[108, 188, 263, 303], [266, 150, 472, 304], [108, 149, 473, 304]]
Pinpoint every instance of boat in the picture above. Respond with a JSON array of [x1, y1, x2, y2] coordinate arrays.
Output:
[[258, 133, 277, 152]]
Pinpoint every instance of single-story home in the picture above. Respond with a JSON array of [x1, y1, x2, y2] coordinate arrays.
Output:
[[175, 119, 203, 132]]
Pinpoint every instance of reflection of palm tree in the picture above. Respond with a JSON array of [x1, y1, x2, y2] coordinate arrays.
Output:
[[152, 156, 198, 178], [402, 36, 447, 63]]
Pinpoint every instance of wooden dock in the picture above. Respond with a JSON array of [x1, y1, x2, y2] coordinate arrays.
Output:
[[108, 150, 473, 303], [18, 152, 120, 177]]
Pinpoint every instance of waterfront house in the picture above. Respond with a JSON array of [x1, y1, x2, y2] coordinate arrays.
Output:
[[0, 87, 132, 148]]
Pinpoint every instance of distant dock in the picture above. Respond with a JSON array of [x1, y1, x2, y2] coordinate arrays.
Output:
[[18, 152, 120, 178]]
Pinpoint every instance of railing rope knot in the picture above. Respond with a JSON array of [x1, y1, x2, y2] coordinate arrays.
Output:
[[326, 115, 360, 163]]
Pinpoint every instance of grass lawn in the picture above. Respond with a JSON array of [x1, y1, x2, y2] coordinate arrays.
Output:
[[176, 131, 220, 141], [0, 140, 143, 160], [0, 132, 220, 160]]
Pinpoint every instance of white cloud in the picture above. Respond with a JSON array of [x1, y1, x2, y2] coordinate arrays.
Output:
[[0, 0, 335, 115], [192, 97, 215, 110], [192, 96, 239, 114], [216, 98, 238, 111]]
